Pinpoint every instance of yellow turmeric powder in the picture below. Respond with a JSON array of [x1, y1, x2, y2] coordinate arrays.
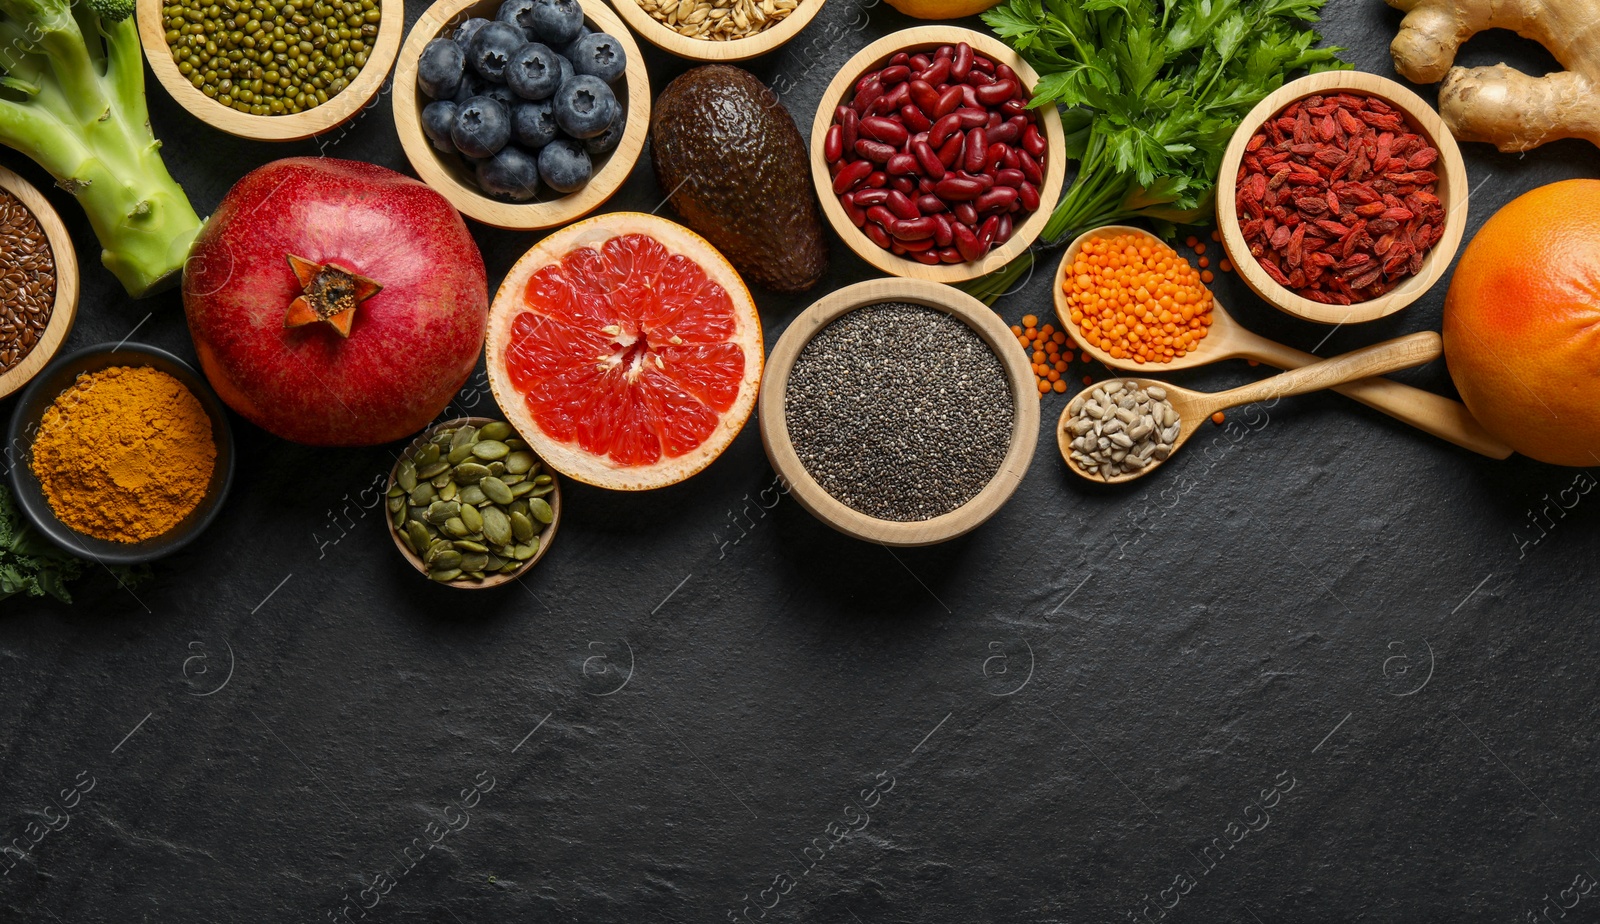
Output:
[[31, 365, 216, 543]]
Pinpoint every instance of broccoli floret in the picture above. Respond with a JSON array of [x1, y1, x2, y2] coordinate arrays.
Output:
[[0, 0, 200, 296]]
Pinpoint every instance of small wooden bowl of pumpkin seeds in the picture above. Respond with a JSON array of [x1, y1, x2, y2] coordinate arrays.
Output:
[[385, 417, 561, 588]]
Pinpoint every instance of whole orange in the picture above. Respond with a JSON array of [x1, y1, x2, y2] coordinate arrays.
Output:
[[1443, 179, 1600, 466]]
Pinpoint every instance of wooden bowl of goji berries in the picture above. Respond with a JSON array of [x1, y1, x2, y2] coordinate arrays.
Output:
[[1217, 71, 1468, 325]]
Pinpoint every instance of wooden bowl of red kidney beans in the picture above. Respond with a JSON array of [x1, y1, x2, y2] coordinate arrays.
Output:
[[809, 26, 1065, 285], [1217, 70, 1469, 325]]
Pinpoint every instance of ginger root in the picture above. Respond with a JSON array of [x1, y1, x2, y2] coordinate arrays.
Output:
[[1386, 0, 1600, 152]]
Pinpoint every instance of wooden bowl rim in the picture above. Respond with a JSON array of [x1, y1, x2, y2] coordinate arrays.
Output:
[[604, 0, 826, 62], [0, 166, 79, 402], [1216, 70, 1469, 325], [809, 25, 1066, 285], [758, 277, 1039, 547], [136, 0, 404, 141], [386, 416, 562, 589], [393, 0, 649, 230]]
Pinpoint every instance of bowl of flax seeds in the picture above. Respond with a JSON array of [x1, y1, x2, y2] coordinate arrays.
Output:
[[0, 165, 78, 401]]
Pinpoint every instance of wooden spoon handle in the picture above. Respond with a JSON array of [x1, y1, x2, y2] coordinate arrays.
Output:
[[1234, 331, 1513, 459], [1206, 332, 1443, 414]]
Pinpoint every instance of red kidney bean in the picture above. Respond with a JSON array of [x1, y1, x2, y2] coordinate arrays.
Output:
[[995, 168, 1024, 188], [891, 216, 938, 241], [917, 176, 938, 196], [908, 250, 938, 265], [935, 44, 952, 59], [899, 237, 934, 252], [864, 223, 892, 250], [885, 189, 919, 220], [890, 241, 906, 256], [972, 53, 994, 74], [937, 133, 964, 167], [1000, 98, 1027, 118], [836, 104, 852, 123], [881, 82, 910, 113], [886, 152, 918, 176], [916, 194, 945, 214], [866, 204, 896, 228], [908, 79, 940, 117], [1019, 153, 1044, 187], [854, 188, 889, 206], [910, 53, 930, 70], [855, 138, 895, 163], [939, 247, 965, 264], [996, 213, 1013, 244], [967, 69, 994, 88], [960, 85, 979, 109], [954, 107, 988, 129], [833, 160, 872, 194], [853, 81, 884, 115], [953, 221, 981, 261], [995, 63, 1014, 83], [985, 110, 1002, 131], [935, 175, 984, 200], [933, 213, 954, 248], [901, 105, 932, 133], [978, 215, 998, 251], [985, 143, 1007, 173], [988, 119, 1019, 145], [1023, 124, 1046, 158], [952, 43, 972, 81], [919, 58, 950, 85], [1018, 181, 1040, 212], [860, 116, 908, 147], [889, 51, 908, 65], [934, 85, 963, 119], [878, 64, 910, 85], [977, 80, 1015, 105], [824, 125, 844, 163], [911, 140, 945, 180], [977, 187, 1017, 212], [841, 108, 859, 153], [867, 170, 888, 188], [890, 175, 915, 195], [845, 199, 866, 227], [929, 113, 963, 149], [963, 127, 987, 173], [1001, 146, 1020, 170], [953, 201, 978, 226]]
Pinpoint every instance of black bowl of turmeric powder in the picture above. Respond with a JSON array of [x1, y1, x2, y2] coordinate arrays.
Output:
[[6, 343, 236, 564]]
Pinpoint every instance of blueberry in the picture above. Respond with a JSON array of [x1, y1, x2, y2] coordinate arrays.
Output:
[[452, 17, 491, 46], [527, 0, 584, 45], [416, 38, 465, 99], [421, 100, 459, 152], [552, 74, 615, 139], [477, 145, 543, 201], [583, 100, 625, 156], [469, 21, 524, 82], [495, 0, 539, 38], [569, 32, 625, 84], [482, 82, 518, 108], [553, 23, 590, 58], [452, 70, 486, 104], [557, 54, 573, 88], [506, 42, 562, 100], [538, 138, 592, 193], [451, 95, 511, 158], [511, 98, 560, 149]]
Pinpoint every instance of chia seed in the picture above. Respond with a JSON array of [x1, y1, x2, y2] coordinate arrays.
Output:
[[784, 301, 1015, 522]]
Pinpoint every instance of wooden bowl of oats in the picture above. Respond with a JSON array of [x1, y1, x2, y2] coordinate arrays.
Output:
[[606, 0, 825, 61]]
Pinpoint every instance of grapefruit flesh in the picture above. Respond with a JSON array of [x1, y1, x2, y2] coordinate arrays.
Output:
[[487, 213, 762, 490]]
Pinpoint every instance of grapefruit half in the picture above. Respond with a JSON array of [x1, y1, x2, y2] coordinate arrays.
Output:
[[486, 213, 763, 490]]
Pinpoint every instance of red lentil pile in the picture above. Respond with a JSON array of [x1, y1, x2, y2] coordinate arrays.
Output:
[[1235, 92, 1443, 305]]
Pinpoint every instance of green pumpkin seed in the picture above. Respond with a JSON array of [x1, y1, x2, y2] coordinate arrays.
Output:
[[387, 495, 405, 514], [432, 471, 452, 489], [391, 505, 407, 529], [427, 537, 452, 556], [510, 481, 536, 497], [529, 484, 555, 498], [429, 549, 462, 570], [513, 539, 539, 560], [453, 539, 489, 553], [453, 462, 490, 484], [442, 516, 470, 538], [499, 561, 521, 574], [406, 521, 431, 551], [418, 460, 450, 479], [510, 511, 535, 541], [528, 497, 554, 524], [429, 568, 462, 582], [438, 480, 458, 502], [458, 484, 487, 505], [481, 476, 514, 505], [534, 474, 553, 485], [460, 552, 489, 572], [398, 459, 418, 492], [451, 425, 477, 449], [426, 500, 460, 525], [510, 499, 529, 517], [409, 483, 436, 505], [479, 421, 513, 441], [505, 451, 535, 474], [388, 483, 406, 498], [459, 503, 483, 534], [486, 461, 505, 476], [501, 473, 525, 486], [481, 506, 513, 545], [472, 440, 510, 461], [447, 443, 474, 465], [485, 553, 506, 571], [416, 443, 441, 466], [397, 523, 417, 553], [505, 438, 528, 450]]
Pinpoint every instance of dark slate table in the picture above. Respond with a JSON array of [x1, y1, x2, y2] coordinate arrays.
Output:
[[4, 2, 1598, 921]]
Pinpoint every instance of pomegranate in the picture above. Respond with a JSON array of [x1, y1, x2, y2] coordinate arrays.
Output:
[[183, 158, 488, 446]]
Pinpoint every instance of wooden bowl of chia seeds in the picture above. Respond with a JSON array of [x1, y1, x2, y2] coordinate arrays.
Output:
[[759, 277, 1039, 547], [0, 166, 78, 402]]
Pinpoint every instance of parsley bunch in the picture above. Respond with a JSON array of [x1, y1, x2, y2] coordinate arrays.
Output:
[[967, 0, 1347, 302]]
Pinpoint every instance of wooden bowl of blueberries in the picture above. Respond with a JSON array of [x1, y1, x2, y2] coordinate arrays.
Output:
[[393, 0, 648, 230]]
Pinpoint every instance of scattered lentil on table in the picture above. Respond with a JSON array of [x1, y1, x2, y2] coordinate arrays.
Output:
[[0, 188, 55, 375], [1065, 381, 1179, 480], [163, 0, 379, 115], [636, 0, 800, 40], [31, 366, 217, 543], [786, 302, 1014, 522]]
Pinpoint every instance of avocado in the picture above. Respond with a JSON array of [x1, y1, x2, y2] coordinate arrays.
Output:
[[650, 66, 827, 293]]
